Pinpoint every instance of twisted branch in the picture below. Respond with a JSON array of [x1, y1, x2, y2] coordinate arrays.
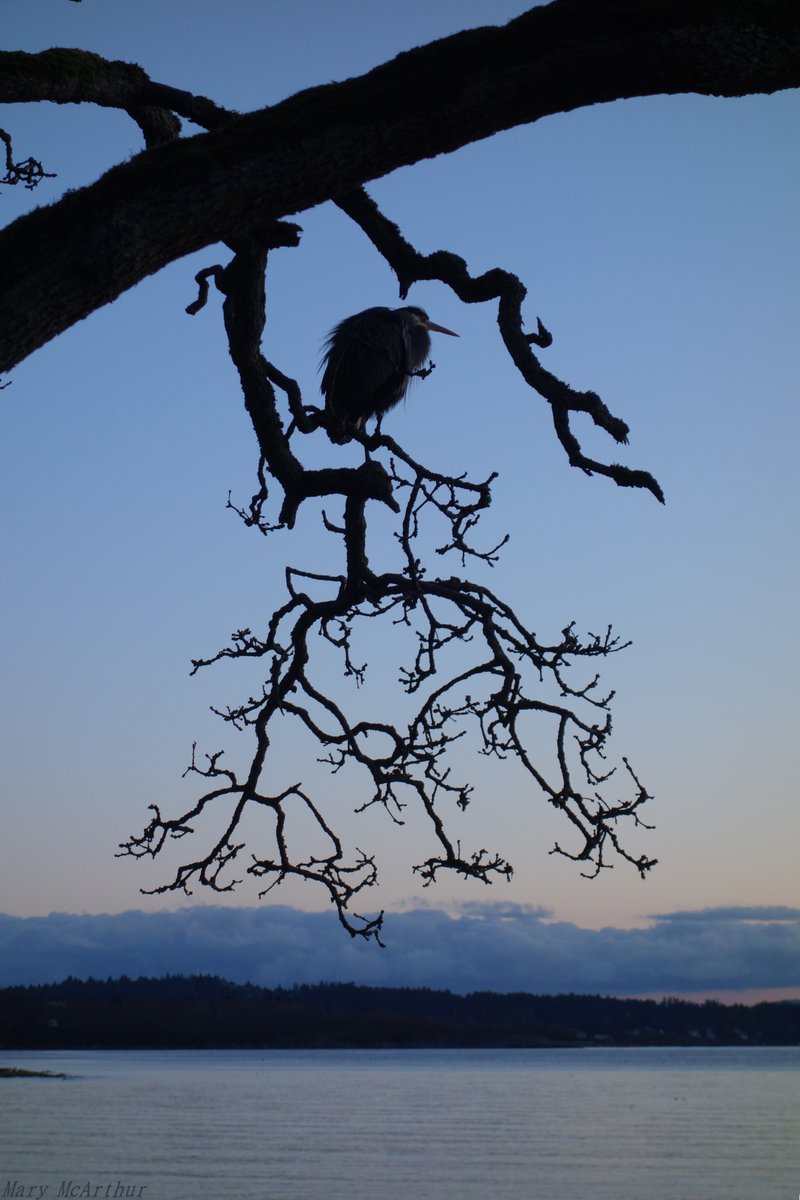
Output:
[[337, 187, 664, 503], [119, 220, 656, 939], [0, 128, 56, 191]]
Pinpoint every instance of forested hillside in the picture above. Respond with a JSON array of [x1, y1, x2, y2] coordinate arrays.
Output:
[[2, 976, 799, 1049]]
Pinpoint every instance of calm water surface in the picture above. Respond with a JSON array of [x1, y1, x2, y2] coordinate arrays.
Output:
[[0, 1046, 798, 1200]]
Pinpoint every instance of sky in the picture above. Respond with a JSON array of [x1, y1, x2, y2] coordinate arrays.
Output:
[[0, 0, 798, 999]]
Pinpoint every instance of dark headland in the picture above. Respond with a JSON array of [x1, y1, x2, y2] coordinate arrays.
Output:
[[1, 975, 798, 1050]]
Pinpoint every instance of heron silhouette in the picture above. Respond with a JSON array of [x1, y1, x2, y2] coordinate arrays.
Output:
[[321, 305, 458, 434]]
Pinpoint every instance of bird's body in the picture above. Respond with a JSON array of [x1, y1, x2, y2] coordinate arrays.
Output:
[[320, 305, 458, 432]]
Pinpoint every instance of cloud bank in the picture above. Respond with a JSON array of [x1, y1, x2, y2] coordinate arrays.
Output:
[[2, 903, 799, 996]]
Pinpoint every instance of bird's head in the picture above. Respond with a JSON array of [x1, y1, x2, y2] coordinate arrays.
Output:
[[401, 306, 459, 338]]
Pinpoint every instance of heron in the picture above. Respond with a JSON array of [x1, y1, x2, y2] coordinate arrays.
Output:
[[320, 305, 458, 433]]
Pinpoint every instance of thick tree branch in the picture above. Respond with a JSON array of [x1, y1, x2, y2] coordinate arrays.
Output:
[[2, 0, 799, 374], [0, 49, 233, 131]]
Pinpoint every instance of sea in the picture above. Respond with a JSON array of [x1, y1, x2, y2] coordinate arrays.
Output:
[[0, 1046, 797, 1200]]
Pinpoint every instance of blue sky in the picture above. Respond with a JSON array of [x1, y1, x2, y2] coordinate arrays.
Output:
[[1, 1, 798, 996]]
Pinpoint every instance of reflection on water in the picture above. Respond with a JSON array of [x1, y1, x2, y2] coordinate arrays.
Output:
[[0, 1047, 798, 1200]]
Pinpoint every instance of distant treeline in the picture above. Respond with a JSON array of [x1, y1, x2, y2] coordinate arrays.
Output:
[[1, 975, 799, 1049]]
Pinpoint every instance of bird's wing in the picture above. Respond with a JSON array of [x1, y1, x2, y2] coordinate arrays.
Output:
[[321, 309, 406, 423]]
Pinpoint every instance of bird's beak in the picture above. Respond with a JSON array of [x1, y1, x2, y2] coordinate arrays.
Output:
[[425, 319, 459, 337]]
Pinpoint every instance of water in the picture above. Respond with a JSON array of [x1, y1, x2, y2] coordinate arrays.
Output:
[[0, 1046, 798, 1200]]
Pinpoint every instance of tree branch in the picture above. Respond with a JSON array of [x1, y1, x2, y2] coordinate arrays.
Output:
[[337, 187, 664, 502], [118, 221, 656, 938], [2, 0, 799, 373]]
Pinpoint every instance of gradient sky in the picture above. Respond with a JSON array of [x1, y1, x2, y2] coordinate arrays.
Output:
[[1, 1, 798, 994]]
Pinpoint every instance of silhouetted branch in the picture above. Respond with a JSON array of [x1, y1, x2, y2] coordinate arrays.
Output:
[[118, 217, 656, 939], [337, 186, 665, 503], [0, 128, 55, 191], [3, 2, 800, 376]]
